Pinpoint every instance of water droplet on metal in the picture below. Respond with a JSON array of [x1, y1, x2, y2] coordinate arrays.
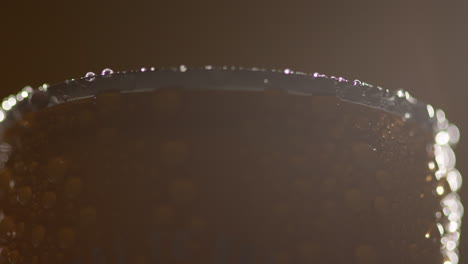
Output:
[[437, 186, 445, 195], [447, 239, 457, 250], [436, 131, 450, 145], [427, 104, 435, 118], [447, 125, 460, 145], [180, 65, 187, 72], [140, 67, 147, 72], [2, 101, 11, 111], [436, 109, 449, 130], [7, 97, 16, 107], [39, 83, 49, 92], [85, 72, 96, 82], [284, 68, 291, 74], [396, 89, 405, 98], [0, 111, 5, 122], [16, 93, 24, 102], [23, 86, 33, 93], [437, 222, 445, 235], [101, 68, 114, 76], [447, 169, 462, 192]]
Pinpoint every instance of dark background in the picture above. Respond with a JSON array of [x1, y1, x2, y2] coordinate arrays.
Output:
[[1, 0, 468, 260]]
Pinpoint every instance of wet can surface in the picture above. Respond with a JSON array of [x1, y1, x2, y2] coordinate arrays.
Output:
[[0, 68, 462, 264]]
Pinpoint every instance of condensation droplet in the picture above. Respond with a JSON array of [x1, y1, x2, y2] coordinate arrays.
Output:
[[447, 169, 462, 192], [284, 68, 291, 74], [436, 131, 451, 145], [447, 240, 457, 251], [150, 67, 156, 71], [396, 89, 405, 98], [447, 125, 460, 145], [0, 111, 5, 122], [437, 109, 446, 121], [448, 221, 459, 233], [22, 86, 33, 94], [404, 91, 417, 103], [2, 101, 11, 111], [447, 251, 459, 264], [7, 97, 16, 107], [434, 145, 456, 170], [140, 67, 147, 72], [437, 186, 445, 195], [437, 223, 445, 235], [16, 93, 24, 102], [204, 65, 213, 70], [101, 68, 114, 76], [39, 83, 49, 92], [313, 72, 320, 78], [179, 65, 187, 72], [85, 72, 96, 81], [436, 109, 449, 130], [427, 104, 435, 118]]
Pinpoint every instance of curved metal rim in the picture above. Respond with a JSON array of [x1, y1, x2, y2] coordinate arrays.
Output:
[[0, 65, 462, 264]]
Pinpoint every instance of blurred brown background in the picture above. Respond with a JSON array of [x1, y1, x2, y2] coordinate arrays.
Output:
[[1, 0, 468, 260]]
